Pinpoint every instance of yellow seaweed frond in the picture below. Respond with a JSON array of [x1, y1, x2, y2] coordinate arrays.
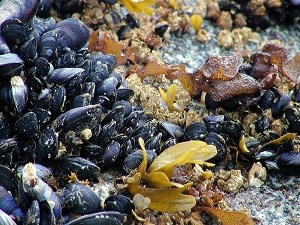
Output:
[[159, 84, 177, 111], [190, 15, 203, 34], [118, 0, 155, 15], [126, 138, 217, 213], [168, 0, 178, 9]]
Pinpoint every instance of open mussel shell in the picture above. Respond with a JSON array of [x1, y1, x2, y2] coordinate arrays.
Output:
[[61, 183, 101, 215], [158, 121, 184, 139], [66, 211, 128, 225]]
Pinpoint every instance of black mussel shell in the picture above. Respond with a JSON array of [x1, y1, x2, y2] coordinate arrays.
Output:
[[1, 19, 30, 49], [258, 89, 276, 110], [0, 138, 18, 166], [104, 195, 134, 214], [285, 108, 300, 133], [98, 141, 121, 167], [0, 53, 24, 80], [53, 156, 100, 180], [0, 112, 11, 139], [61, 183, 101, 215], [14, 112, 39, 139], [52, 105, 102, 132], [205, 93, 219, 110], [0, 209, 18, 225], [276, 152, 300, 176], [35, 127, 58, 164], [51, 85, 66, 116], [80, 143, 104, 158], [89, 52, 117, 73], [145, 133, 162, 152], [205, 132, 228, 163], [18, 36, 38, 65], [161, 138, 177, 153], [112, 101, 132, 117], [66, 211, 127, 225], [32, 17, 56, 36], [272, 93, 291, 119], [255, 115, 269, 133], [123, 149, 156, 174], [183, 122, 207, 141], [154, 22, 169, 38], [24, 200, 40, 225], [0, 165, 16, 193], [116, 88, 134, 102], [221, 121, 242, 143], [72, 93, 92, 108], [101, 105, 126, 130], [95, 76, 119, 97], [51, 18, 89, 52], [0, 186, 25, 223]]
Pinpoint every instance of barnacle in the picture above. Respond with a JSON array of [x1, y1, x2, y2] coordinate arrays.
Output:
[[126, 138, 217, 212], [159, 84, 177, 111], [118, 0, 156, 15]]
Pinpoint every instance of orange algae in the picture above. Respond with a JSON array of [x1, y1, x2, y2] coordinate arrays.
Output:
[[195, 207, 254, 225]]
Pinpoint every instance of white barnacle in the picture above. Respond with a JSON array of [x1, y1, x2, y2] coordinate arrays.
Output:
[[22, 163, 37, 192], [10, 76, 24, 86]]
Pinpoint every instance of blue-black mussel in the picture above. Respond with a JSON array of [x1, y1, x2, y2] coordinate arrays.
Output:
[[0, 4, 142, 223]]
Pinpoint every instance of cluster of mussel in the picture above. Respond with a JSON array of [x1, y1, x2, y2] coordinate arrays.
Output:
[[0, 0, 300, 224]]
